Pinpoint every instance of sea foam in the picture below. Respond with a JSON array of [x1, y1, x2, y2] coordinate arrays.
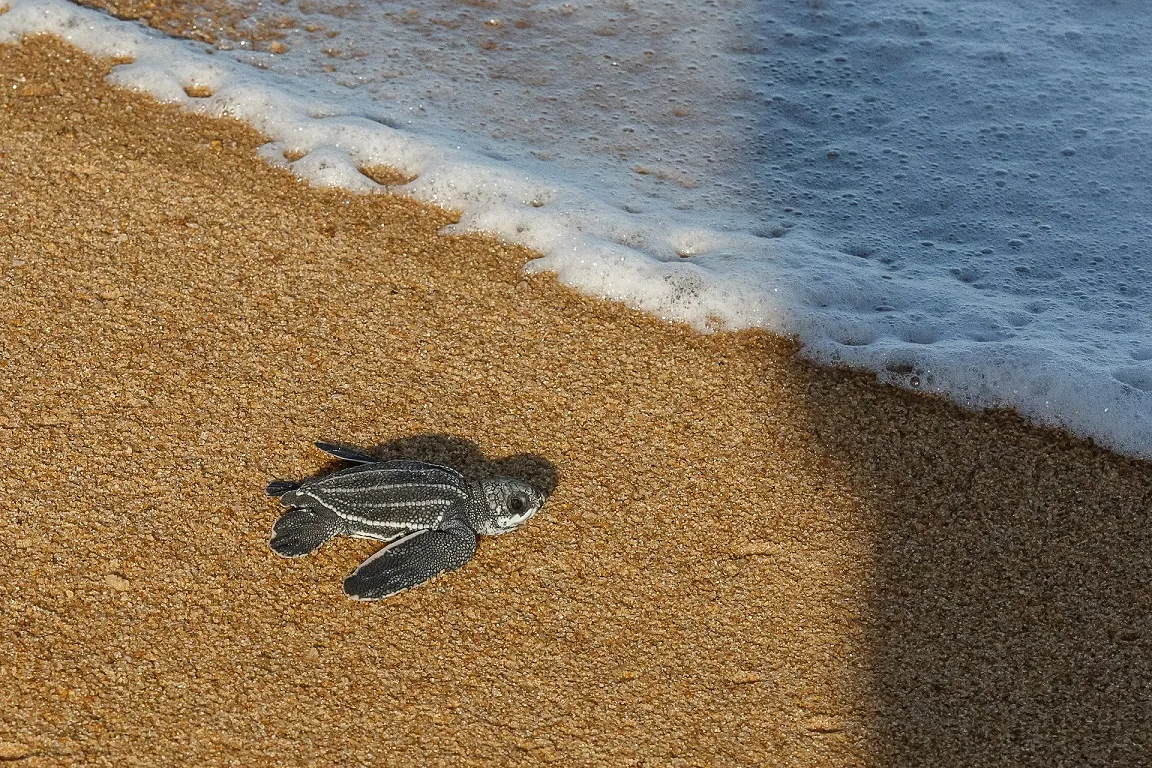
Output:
[[3, 0, 1151, 457]]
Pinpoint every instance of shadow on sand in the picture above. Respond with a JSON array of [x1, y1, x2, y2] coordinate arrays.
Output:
[[798, 361, 1152, 766]]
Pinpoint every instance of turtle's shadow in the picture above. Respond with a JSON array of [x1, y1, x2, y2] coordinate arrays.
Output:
[[289, 434, 559, 496]]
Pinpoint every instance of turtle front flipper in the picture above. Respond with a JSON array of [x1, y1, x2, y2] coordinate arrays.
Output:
[[269, 507, 346, 557], [343, 522, 478, 600], [314, 441, 378, 464]]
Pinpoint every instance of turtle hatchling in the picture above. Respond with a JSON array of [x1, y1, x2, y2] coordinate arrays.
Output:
[[266, 441, 546, 600]]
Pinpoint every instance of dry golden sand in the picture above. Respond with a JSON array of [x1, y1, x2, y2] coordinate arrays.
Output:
[[1, 36, 1151, 767]]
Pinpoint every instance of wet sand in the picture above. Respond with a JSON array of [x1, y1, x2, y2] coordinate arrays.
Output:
[[1, 35, 1151, 767]]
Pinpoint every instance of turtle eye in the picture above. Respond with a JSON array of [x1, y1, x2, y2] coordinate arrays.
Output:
[[508, 495, 526, 514]]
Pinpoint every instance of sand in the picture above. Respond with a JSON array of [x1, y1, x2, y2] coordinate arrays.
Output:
[[1, 34, 1150, 767]]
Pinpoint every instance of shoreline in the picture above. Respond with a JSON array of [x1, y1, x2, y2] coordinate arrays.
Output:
[[11, 0, 1150, 460], [1, 35, 1151, 767]]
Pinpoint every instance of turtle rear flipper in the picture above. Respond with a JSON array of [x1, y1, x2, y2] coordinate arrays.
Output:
[[265, 479, 301, 497], [269, 507, 344, 557], [343, 523, 477, 600]]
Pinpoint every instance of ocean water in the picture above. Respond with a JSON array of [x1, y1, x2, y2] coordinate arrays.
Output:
[[3, 0, 1151, 457]]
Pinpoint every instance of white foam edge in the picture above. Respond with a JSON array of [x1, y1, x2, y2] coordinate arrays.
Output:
[[0, 0, 776, 320]]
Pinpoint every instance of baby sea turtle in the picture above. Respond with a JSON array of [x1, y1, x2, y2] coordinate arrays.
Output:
[[266, 441, 546, 600]]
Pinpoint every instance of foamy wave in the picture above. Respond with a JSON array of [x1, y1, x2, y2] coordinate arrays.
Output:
[[4, 0, 1151, 458]]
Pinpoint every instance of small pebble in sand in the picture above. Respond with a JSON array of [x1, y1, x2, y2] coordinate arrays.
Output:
[[105, 574, 131, 592], [732, 541, 773, 557], [728, 671, 766, 684], [803, 715, 846, 734]]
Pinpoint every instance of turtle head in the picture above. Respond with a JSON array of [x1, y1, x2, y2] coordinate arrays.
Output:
[[473, 478, 545, 535]]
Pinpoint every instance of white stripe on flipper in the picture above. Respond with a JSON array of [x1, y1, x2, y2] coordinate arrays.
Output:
[[349, 529, 429, 575], [345, 528, 409, 544]]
